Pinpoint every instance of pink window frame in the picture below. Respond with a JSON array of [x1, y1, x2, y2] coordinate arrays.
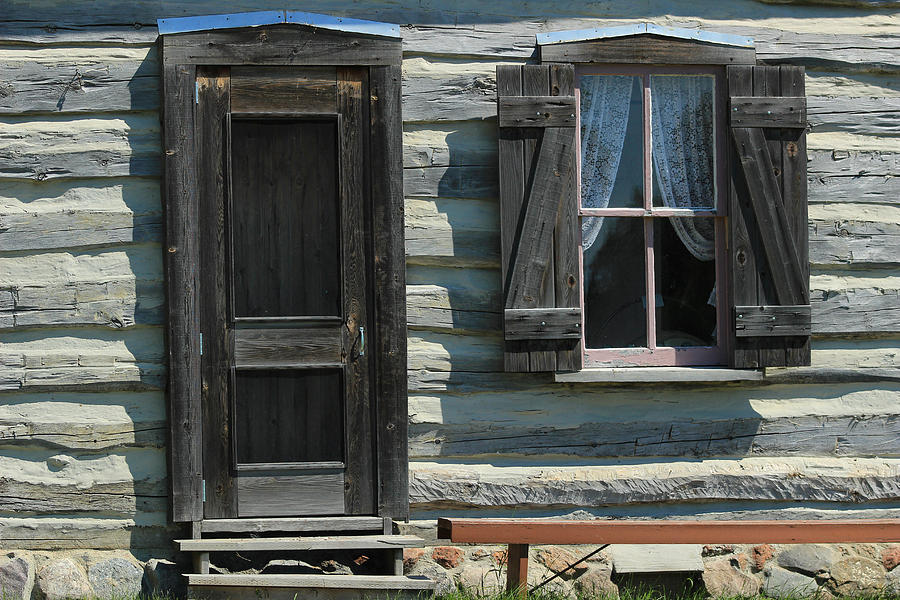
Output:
[[576, 64, 730, 367]]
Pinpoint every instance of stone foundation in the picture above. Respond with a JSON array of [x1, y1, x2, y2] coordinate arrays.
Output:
[[403, 542, 900, 598], [3, 543, 898, 599]]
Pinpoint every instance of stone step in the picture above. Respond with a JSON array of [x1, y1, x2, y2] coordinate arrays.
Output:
[[178, 534, 425, 552], [187, 574, 436, 600], [200, 517, 387, 535]]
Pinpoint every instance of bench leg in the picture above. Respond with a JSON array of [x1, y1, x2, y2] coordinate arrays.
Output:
[[506, 543, 529, 597]]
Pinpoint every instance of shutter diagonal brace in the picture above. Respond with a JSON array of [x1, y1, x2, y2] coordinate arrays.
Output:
[[505, 126, 577, 309], [731, 125, 808, 306]]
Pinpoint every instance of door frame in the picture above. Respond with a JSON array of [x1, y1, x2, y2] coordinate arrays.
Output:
[[159, 18, 406, 524]]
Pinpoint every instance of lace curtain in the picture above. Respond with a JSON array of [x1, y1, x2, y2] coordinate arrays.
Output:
[[580, 75, 633, 251], [649, 75, 716, 261]]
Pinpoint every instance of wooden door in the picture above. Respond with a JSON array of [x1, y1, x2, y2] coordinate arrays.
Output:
[[197, 66, 374, 518]]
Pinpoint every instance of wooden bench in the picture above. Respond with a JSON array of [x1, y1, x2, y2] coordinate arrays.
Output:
[[437, 518, 900, 596]]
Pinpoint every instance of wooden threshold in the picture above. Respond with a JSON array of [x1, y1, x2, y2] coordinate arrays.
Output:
[[438, 518, 900, 545], [200, 516, 385, 534], [179, 534, 424, 552], [188, 574, 436, 590]]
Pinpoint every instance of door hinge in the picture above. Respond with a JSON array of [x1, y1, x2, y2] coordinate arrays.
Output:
[[199, 332, 203, 356], [201, 479, 206, 503], [195, 80, 200, 104]]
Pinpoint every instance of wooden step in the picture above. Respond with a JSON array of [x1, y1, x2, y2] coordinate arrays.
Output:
[[200, 517, 386, 535], [188, 574, 435, 590], [187, 574, 436, 600], [178, 534, 425, 552]]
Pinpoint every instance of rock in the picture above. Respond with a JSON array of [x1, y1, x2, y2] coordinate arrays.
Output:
[[142, 558, 186, 598], [492, 550, 507, 566], [409, 560, 455, 595], [432, 546, 464, 570], [37, 558, 93, 600], [883, 546, 900, 572], [527, 563, 573, 597], [458, 564, 504, 596], [0, 555, 34, 600], [752, 544, 776, 571], [260, 559, 321, 575], [734, 553, 749, 571], [703, 544, 735, 557], [828, 556, 884, 596], [403, 548, 425, 572], [319, 560, 353, 575], [703, 559, 759, 597], [762, 566, 820, 598], [777, 544, 840, 577], [88, 558, 143, 600], [537, 547, 587, 580], [470, 549, 489, 561], [887, 566, 900, 594], [573, 563, 618, 598]]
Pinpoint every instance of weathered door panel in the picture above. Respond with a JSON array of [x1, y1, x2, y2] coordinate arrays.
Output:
[[199, 66, 374, 519]]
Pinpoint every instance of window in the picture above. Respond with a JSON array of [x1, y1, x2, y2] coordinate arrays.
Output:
[[577, 66, 727, 367], [497, 25, 811, 375]]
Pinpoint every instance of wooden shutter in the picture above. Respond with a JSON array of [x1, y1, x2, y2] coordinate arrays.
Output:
[[728, 65, 811, 368], [498, 64, 582, 373]]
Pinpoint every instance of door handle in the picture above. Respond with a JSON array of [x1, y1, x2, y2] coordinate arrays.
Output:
[[359, 326, 365, 357]]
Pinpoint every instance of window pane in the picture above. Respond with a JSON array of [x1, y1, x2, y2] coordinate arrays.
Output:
[[231, 118, 341, 318], [580, 75, 643, 213], [654, 217, 718, 347], [583, 217, 646, 348], [234, 369, 343, 465], [650, 75, 716, 209]]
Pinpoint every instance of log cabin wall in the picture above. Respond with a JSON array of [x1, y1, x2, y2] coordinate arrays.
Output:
[[0, 0, 898, 556]]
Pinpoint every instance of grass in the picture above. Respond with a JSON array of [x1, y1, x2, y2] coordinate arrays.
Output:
[[432, 585, 900, 600]]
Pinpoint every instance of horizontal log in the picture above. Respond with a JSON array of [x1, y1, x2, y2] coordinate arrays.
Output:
[[404, 166, 497, 198], [0, 391, 165, 450], [0, 46, 158, 114], [409, 457, 900, 508], [403, 122, 497, 168], [809, 219, 900, 266], [812, 339, 900, 368], [405, 197, 500, 267], [807, 96, 900, 137], [0, 446, 166, 515], [0, 210, 161, 251], [0, 326, 165, 391], [0, 516, 176, 550], [408, 369, 552, 392], [812, 287, 900, 333], [0, 114, 161, 180], [410, 413, 900, 459], [0, 246, 164, 330], [407, 284, 500, 332], [408, 331, 503, 373]]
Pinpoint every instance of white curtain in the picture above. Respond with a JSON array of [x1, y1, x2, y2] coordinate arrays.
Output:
[[580, 75, 634, 251], [649, 75, 716, 261]]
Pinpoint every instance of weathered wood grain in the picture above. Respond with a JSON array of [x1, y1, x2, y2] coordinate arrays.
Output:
[[812, 288, 900, 333], [809, 219, 900, 266], [0, 446, 166, 515], [0, 47, 158, 114], [0, 246, 163, 330], [405, 198, 499, 267], [0, 391, 165, 450], [408, 331, 503, 373], [407, 284, 500, 332], [404, 166, 497, 198], [409, 414, 900, 459], [403, 122, 497, 168], [0, 114, 161, 180], [807, 96, 900, 137], [0, 516, 175, 550], [0, 327, 165, 391], [0, 210, 161, 251], [409, 457, 900, 508]]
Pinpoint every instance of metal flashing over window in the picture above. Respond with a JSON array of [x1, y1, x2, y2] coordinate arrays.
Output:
[[157, 10, 401, 38], [536, 23, 753, 48]]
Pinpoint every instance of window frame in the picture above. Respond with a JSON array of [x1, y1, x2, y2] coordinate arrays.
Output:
[[575, 63, 731, 368]]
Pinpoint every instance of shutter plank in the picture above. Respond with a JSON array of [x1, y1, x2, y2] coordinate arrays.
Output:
[[497, 65, 530, 372], [728, 65, 760, 369], [550, 64, 583, 372], [730, 97, 806, 128], [522, 65, 556, 372], [499, 96, 577, 128], [735, 305, 811, 337], [780, 66, 811, 366], [505, 308, 582, 340]]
